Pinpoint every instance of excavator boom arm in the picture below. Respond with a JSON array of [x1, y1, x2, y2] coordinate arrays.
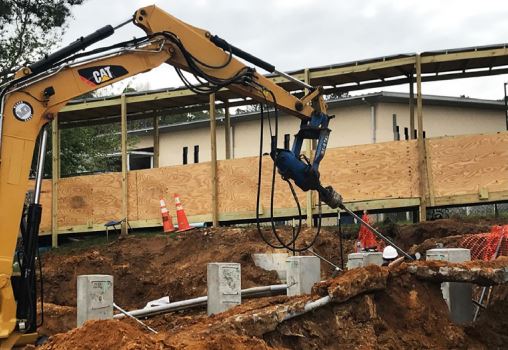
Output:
[[0, 5, 324, 347]]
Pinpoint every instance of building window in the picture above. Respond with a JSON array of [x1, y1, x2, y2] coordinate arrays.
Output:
[[284, 134, 290, 150], [404, 127, 409, 140], [183, 146, 188, 165], [394, 126, 400, 141], [194, 145, 199, 163], [128, 147, 154, 170]]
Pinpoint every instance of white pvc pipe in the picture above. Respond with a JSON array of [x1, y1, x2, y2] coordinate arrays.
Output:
[[282, 295, 331, 321], [114, 284, 287, 319]]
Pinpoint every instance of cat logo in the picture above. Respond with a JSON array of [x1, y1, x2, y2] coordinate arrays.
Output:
[[93, 66, 114, 83], [78, 65, 128, 86]]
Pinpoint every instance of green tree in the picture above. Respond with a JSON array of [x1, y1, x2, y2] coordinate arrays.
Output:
[[0, 0, 85, 83]]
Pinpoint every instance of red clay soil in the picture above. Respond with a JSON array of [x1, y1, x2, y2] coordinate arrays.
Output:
[[396, 218, 495, 250], [33, 319, 158, 350], [39, 226, 352, 335], [36, 263, 506, 350], [35, 220, 508, 348], [37, 303, 76, 337]]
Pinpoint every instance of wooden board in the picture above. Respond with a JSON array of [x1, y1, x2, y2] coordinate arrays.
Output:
[[136, 162, 212, 220], [33, 132, 508, 233], [58, 176, 93, 228], [217, 156, 306, 214], [428, 132, 508, 198], [128, 171, 139, 222], [91, 172, 122, 224], [319, 140, 420, 202]]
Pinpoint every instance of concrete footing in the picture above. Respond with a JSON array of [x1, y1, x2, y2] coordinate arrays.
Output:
[[286, 256, 320, 296], [207, 263, 241, 315], [252, 253, 288, 281], [346, 252, 383, 269], [426, 248, 473, 324], [77, 274, 113, 327]]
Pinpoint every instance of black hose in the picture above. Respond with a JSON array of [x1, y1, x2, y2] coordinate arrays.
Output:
[[36, 245, 44, 328], [254, 87, 322, 252], [339, 213, 344, 270]]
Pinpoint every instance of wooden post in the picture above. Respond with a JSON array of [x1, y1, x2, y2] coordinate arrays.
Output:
[[153, 114, 160, 168], [51, 114, 59, 248], [120, 94, 128, 235], [409, 74, 415, 140], [416, 55, 428, 221], [304, 68, 313, 227], [224, 101, 232, 160], [210, 93, 219, 227]]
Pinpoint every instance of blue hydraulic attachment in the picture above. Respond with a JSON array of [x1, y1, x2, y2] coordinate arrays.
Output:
[[271, 111, 343, 209]]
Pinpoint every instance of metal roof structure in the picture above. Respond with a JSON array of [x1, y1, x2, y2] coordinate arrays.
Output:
[[59, 43, 508, 128]]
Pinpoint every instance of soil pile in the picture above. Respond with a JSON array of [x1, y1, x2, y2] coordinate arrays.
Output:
[[37, 319, 157, 350], [396, 218, 493, 250], [35, 262, 507, 350], [39, 226, 353, 336], [35, 220, 508, 348]]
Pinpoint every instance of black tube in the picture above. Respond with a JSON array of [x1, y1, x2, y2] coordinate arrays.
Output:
[[338, 214, 344, 270], [16, 203, 42, 332], [29, 25, 115, 74], [210, 35, 275, 73]]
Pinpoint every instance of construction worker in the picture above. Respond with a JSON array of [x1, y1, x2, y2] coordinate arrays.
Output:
[[382, 245, 403, 267], [356, 210, 380, 252]]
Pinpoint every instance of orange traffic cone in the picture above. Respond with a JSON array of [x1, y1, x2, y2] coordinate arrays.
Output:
[[174, 194, 192, 232], [160, 198, 176, 233]]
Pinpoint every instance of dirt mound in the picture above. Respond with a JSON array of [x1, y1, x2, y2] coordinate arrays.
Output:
[[38, 303, 76, 336], [35, 221, 508, 349], [36, 319, 157, 350], [41, 227, 351, 310], [34, 261, 508, 350], [396, 218, 492, 250]]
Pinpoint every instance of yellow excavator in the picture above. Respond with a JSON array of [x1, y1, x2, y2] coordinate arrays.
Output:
[[0, 5, 352, 348]]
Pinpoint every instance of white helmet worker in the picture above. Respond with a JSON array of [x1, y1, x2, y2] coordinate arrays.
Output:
[[382, 245, 398, 260]]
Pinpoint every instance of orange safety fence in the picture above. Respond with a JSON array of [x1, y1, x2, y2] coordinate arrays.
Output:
[[460, 225, 508, 261]]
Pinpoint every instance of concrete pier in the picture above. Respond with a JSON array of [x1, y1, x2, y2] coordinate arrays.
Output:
[[207, 263, 241, 315], [426, 248, 473, 324], [346, 252, 383, 269], [252, 253, 288, 281], [286, 256, 320, 296], [77, 275, 113, 327]]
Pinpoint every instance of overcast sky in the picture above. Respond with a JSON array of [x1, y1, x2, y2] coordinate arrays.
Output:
[[61, 0, 508, 99]]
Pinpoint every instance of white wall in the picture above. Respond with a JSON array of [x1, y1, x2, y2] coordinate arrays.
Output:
[[133, 101, 505, 167], [375, 103, 505, 142]]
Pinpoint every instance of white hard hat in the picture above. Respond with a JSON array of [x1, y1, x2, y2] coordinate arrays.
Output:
[[383, 245, 398, 259]]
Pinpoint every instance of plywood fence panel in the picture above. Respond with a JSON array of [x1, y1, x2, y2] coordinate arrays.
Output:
[[319, 140, 420, 202], [136, 162, 212, 219], [428, 132, 508, 197], [217, 156, 306, 214], [128, 172, 139, 221], [58, 176, 93, 227], [90, 173, 122, 224], [34, 132, 508, 233]]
